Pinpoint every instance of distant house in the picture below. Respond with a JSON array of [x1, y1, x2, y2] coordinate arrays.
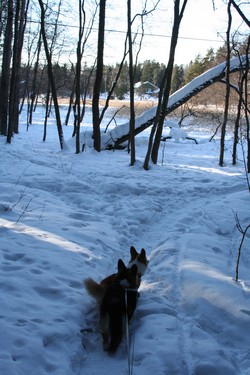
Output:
[[134, 81, 159, 100]]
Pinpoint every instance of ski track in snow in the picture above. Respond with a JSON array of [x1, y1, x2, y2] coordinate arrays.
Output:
[[1, 117, 250, 375]]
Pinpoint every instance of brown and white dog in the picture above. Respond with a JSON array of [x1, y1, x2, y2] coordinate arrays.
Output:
[[85, 259, 138, 352], [128, 246, 148, 281], [84, 246, 148, 303], [100, 246, 148, 290], [83, 246, 148, 352]]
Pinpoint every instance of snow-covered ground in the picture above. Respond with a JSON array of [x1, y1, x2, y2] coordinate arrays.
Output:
[[0, 105, 250, 375]]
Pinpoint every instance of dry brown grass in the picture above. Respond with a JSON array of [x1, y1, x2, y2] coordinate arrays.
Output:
[[58, 97, 156, 116]]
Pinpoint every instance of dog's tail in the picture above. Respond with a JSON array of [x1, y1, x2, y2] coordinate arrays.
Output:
[[84, 278, 106, 303]]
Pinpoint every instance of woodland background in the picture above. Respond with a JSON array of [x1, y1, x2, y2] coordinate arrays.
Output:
[[0, 0, 249, 168]]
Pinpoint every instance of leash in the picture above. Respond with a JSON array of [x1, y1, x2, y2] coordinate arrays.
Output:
[[125, 288, 139, 375], [125, 289, 131, 375]]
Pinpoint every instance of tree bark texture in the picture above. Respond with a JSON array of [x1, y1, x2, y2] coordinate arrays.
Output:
[[219, 0, 232, 167], [92, 0, 106, 152], [38, 0, 64, 150], [0, 0, 13, 136], [7, 0, 28, 142], [127, 0, 136, 165], [145, 0, 188, 166]]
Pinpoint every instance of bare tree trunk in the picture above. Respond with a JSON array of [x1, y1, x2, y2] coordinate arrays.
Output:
[[232, 64, 244, 165], [0, 0, 13, 136], [38, 0, 64, 150], [219, 0, 232, 167], [92, 0, 106, 152], [0, 1, 7, 39], [29, 30, 42, 125], [74, 0, 86, 154], [235, 213, 250, 281], [99, 1, 159, 132], [244, 45, 250, 173], [65, 72, 75, 127], [231, 0, 250, 28], [229, 3, 250, 169], [100, 44, 129, 126], [43, 86, 50, 142], [7, 0, 28, 142], [127, 0, 135, 165], [144, 0, 188, 168], [72, 1, 97, 152]]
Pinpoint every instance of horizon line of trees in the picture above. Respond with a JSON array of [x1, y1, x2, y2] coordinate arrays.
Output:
[[13, 38, 248, 103]]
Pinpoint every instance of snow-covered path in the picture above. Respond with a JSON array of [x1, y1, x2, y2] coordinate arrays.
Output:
[[1, 117, 250, 375]]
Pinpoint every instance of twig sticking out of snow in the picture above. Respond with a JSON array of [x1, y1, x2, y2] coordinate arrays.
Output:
[[234, 212, 250, 282]]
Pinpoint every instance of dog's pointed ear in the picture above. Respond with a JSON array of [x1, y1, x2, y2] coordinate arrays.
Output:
[[130, 264, 138, 277], [130, 246, 138, 260], [138, 248, 147, 262], [140, 248, 146, 257], [118, 259, 126, 273]]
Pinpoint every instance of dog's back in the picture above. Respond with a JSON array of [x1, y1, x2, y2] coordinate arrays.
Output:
[[100, 260, 138, 353], [100, 284, 126, 352]]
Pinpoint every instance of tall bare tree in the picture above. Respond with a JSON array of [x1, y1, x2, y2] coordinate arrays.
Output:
[[74, 0, 97, 153], [127, 0, 160, 165], [127, 0, 136, 165], [7, 0, 29, 142], [92, 0, 106, 152], [231, 0, 250, 28], [38, 0, 64, 150], [74, 0, 85, 154], [29, 29, 42, 125], [244, 45, 250, 174], [0, 0, 7, 39], [219, 0, 232, 167], [144, 0, 188, 169], [229, 2, 250, 172], [0, 0, 13, 136], [232, 65, 244, 165]]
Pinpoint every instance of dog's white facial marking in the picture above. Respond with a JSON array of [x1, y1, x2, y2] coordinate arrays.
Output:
[[128, 259, 147, 276]]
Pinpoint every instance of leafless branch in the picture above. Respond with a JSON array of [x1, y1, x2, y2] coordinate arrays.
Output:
[[231, 0, 250, 27], [234, 211, 250, 281], [104, 105, 129, 133]]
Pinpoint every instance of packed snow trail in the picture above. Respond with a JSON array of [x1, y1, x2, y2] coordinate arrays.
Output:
[[77, 141, 248, 374], [1, 119, 250, 375]]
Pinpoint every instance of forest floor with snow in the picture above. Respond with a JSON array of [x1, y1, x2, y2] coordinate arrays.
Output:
[[0, 106, 250, 375]]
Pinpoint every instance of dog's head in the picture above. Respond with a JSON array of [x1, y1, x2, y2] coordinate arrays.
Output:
[[116, 259, 138, 289], [128, 246, 148, 277]]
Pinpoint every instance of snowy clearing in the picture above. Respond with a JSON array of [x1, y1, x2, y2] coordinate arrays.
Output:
[[0, 106, 250, 375]]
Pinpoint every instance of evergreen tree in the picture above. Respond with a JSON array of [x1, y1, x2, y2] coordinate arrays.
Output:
[[114, 61, 129, 99], [184, 54, 205, 83], [171, 64, 184, 93], [203, 48, 215, 69]]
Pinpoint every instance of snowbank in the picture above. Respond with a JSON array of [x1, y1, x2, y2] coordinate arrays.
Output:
[[0, 108, 249, 374]]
